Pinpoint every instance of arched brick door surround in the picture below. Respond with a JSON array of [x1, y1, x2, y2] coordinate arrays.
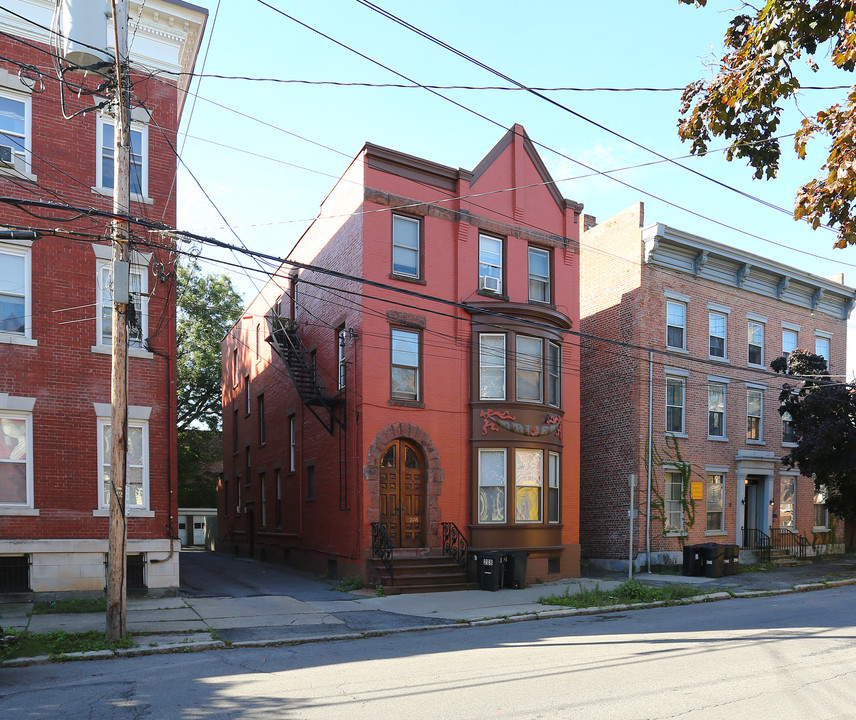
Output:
[[365, 423, 444, 545]]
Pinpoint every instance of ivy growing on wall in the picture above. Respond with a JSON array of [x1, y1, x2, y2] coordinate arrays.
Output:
[[648, 435, 698, 546]]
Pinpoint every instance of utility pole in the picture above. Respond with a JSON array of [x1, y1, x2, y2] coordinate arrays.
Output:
[[106, 0, 131, 641]]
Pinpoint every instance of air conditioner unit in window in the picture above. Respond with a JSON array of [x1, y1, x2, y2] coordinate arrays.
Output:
[[479, 275, 500, 293], [0, 145, 12, 166]]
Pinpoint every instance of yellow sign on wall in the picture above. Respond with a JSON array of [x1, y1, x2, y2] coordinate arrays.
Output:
[[691, 481, 704, 500]]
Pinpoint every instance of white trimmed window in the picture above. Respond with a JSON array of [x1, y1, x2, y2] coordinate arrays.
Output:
[[666, 300, 686, 350], [478, 234, 503, 294], [478, 448, 506, 523], [779, 475, 796, 528], [0, 88, 31, 170], [815, 335, 831, 370], [479, 333, 506, 400], [709, 312, 727, 359], [747, 388, 763, 441], [665, 471, 684, 534], [782, 411, 796, 444], [391, 328, 420, 401], [391, 215, 420, 278], [666, 376, 685, 434], [547, 341, 561, 407], [814, 486, 830, 529], [706, 473, 724, 532], [516, 335, 543, 403], [708, 382, 725, 438], [0, 408, 33, 508], [337, 328, 347, 391], [97, 116, 148, 198], [515, 448, 543, 523], [548, 452, 560, 523], [96, 259, 148, 348], [528, 247, 550, 303], [748, 321, 764, 366], [98, 417, 149, 511], [782, 329, 797, 363], [0, 242, 31, 339]]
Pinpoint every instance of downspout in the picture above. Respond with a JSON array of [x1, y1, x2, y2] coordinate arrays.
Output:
[[646, 350, 653, 573]]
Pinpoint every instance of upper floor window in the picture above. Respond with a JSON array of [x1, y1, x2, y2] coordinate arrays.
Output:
[[478, 234, 503, 294], [747, 388, 763, 441], [709, 312, 726, 359], [547, 341, 561, 407], [479, 333, 506, 400], [666, 376, 685, 434], [0, 89, 31, 170], [391, 328, 420, 401], [782, 410, 796, 444], [516, 336, 543, 403], [337, 328, 347, 391], [289, 415, 296, 473], [98, 418, 149, 511], [0, 244, 30, 338], [391, 215, 420, 278], [708, 382, 725, 438], [665, 471, 684, 534], [97, 260, 147, 348], [97, 117, 148, 198], [666, 301, 686, 350], [815, 335, 831, 370], [0, 408, 33, 508], [748, 321, 764, 366], [782, 328, 798, 363], [258, 393, 266, 446], [528, 247, 550, 303]]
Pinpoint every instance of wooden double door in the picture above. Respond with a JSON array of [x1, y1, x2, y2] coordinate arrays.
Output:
[[379, 438, 425, 547]]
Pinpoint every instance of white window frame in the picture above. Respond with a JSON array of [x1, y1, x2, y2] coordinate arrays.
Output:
[[665, 375, 686, 435], [705, 472, 725, 533], [782, 410, 796, 446], [0, 240, 34, 345], [814, 485, 830, 530], [708, 311, 727, 360], [747, 387, 764, 442], [782, 328, 798, 363], [815, 333, 831, 371], [708, 382, 726, 439], [547, 341, 561, 408], [0, 400, 35, 512], [390, 328, 420, 402], [478, 234, 503, 294], [548, 451, 560, 524], [479, 333, 506, 400], [94, 250, 149, 352], [96, 413, 150, 513], [391, 214, 420, 279], [528, 246, 550, 303], [477, 448, 506, 524], [515, 448, 543, 523], [516, 335, 543, 403], [95, 115, 149, 200], [0, 86, 32, 173], [664, 470, 685, 535], [779, 474, 796, 528], [748, 320, 765, 367], [666, 300, 686, 350]]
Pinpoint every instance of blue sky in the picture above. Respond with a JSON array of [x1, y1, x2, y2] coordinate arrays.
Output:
[[173, 0, 856, 374]]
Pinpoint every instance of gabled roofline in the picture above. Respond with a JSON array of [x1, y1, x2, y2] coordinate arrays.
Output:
[[364, 142, 472, 193]]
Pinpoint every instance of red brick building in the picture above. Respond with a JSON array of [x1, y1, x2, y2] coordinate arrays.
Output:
[[221, 125, 583, 587], [580, 203, 852, 571], [0, 1, 206, 593]]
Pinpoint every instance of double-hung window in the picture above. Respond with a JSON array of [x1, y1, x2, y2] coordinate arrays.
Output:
[[391, 328, 420, 401], [782, 411, 796, 444], [708, 382, 726, 438], [548, 452, 560, 523], [337, 328, 347, 390], [665, 471, 684, 534], [97, 258, 147, 348], [748, 320, 765, 366], [782, 328, 798, 364], [97, 117, 148, 198], [516, 336, 543, 403], [478, 234, 503, 294], [814, 486, 829, 529], [666, 301, 686, 350], [815, 334, 831, 371], [547, 341, 561, 407], [0, 89, 31, 170], [528, 247, 550, 303], [288, 416, 296, 473], [706, 473, 724, 532], [98, 417, 149, 511], [666, 375, 685, 434], [779, 475, 796, 527], [747, 387, 763, 441], [0, 406, 33, 508], [709, 312, 727, 359], [478, 448, 506, 523], [479, 333, 506, 400], [0, 243, 30, 338], [391, 215, 420, 278], [515, 448, 543, 522]]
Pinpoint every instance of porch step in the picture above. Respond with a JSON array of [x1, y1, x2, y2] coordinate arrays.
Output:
[[371, 555, 477, 594]]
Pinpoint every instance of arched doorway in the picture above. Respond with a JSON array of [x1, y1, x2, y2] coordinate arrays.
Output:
[[379, 438, 425, 547]]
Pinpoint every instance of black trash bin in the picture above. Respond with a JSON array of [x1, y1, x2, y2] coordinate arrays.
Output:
[[702, 543, 725, 578], [504, 551, 528, 589], [682, 544, 704, 576], [723, 544, 740, 576], [477, 551, 504, 591]]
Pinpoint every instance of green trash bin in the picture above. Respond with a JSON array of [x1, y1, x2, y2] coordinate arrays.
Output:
[[477, 551, 504, 591]]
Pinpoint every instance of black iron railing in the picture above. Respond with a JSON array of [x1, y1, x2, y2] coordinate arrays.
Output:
[[772, 526, 810, 560], [743, 528, 771, 563], [371, 522, 394, 585], [440, 522, 469, 576]]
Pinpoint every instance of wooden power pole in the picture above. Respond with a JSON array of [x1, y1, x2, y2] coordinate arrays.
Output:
[[106, 0, 131, 641]]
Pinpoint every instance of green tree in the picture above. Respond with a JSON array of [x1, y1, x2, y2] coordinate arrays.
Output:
[[678, 1, 856, 247], [773, 349, 856, 522]]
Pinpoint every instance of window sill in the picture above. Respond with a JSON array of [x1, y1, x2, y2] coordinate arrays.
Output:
[[748, 363, 765, 369], [746, 440, 766, 446], [476, 288, 509, 301], [664, 531, 687, 538], [782, 442, 798, 448], [92, 186, 154, 205], [813, 526, 831, 533], [0, 507, 39, 516], [92, 509, 155, 518], [708, 356, 730, 363], [527, 299, 555, 309], [705, 530, 728, 536], [0, 332, 36, 347], [0, 165, 37, 183], [666, 346, 689, 354], [666, 432, 688, 439], [390, 398, 425, 409], [389, 273, 426, 285], [91, 344, 153, 360], [707, 435, 729, 442]]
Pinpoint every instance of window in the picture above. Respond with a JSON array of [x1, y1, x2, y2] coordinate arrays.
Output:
[[98, 420, 149, 510], [479, 333, 506, 400], [779, 475, 795, 528], [97, 117, 148, 198], [289, 416, 296, 473], [748, 321, 764, 366], [516, 336, 543, 403], [814, 486, 829, 529], [547, 341, 561, 407], [478, 449, 506, 523], [782, 411, 796, 444], [0, 244, 30, 337], [244, 375, 250, 416], [275, 469, 282, 528], [708, 383, 725, 438], [709, 312, 726, 358], [747, 388, 763, 441], [815, 335, 831, 371], [515, 449, 543, 522], [0, 410, 33, 507], [478, 234, 503, 293], [97, 260, 147, 348], [390, 328, 420, 401], [782, 329, 797, 363], [548, 452, 560, 523], [391, 215, 420, 278], [232, 347, 239, 388], [666, 301, 686, 350], [337, 328, 347, 391], [666, 377, 685, 434], [705, 473, 724, 532], [0, 89, 31, 168], [258, 394, 266, 445], [528, 247, 550, 303], [260, 472, 266, 528], [665, 471, 684, 534]]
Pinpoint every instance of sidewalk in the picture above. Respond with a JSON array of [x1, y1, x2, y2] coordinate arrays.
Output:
[[3, 554, 856, 666]]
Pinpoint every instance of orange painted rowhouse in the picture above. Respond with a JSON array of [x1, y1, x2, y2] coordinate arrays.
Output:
[[221, 125, 582, 587], [0, 1, 206, 594]]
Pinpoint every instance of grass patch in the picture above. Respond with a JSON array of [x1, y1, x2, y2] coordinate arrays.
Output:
[[31, 598, 107, 615], [334, 575, 364, 592], [539, 579, 705, 609], [0, 629, 133, 661]]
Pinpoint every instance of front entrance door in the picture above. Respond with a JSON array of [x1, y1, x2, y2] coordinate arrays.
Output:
[[743, 475, 769, 546], [378, 438, 425, 547]]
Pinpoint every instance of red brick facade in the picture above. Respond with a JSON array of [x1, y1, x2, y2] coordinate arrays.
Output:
[[221, 125, 583, 583], [580, 203, 851, 569]]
